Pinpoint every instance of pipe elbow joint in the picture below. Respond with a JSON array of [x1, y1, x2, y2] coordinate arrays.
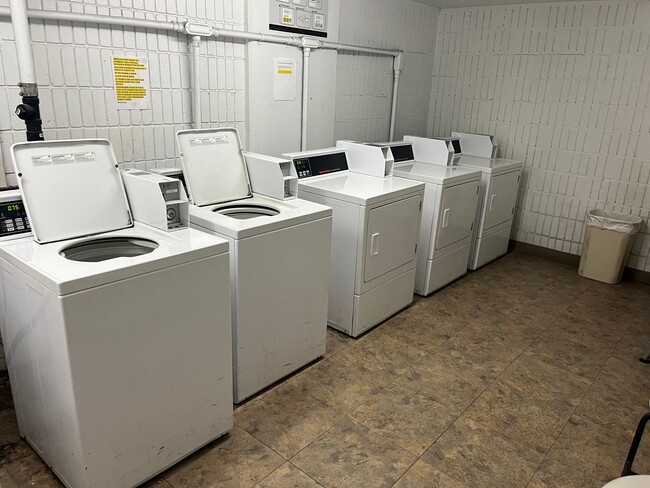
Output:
[[15, 103, 37, 120]]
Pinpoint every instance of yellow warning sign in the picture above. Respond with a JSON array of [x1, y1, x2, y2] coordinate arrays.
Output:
[[112, 56, 151, 110]]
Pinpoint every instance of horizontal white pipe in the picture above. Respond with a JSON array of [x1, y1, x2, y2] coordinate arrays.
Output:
[[8, 0, 37, 85], [0, 6, 400, 58], [0, 6, 182, 31], [320, 41, 397, 57]]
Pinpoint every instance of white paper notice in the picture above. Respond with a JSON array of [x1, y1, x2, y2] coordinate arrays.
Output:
[[112, 56, 151, 110], [274, 58, 297, 101]]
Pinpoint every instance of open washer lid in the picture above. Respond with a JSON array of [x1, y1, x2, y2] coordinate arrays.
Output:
[[176, 128, 252, 206], [11, 139, 133, 244]]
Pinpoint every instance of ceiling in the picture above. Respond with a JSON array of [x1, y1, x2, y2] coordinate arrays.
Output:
[[412, 0, 600, 8]]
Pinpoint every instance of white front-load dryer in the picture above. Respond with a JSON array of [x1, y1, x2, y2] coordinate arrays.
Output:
[[453, 155, 523, 270], [0, 139, 233, 488], [284, 148, 425, 338], [176, 128, 332, 403], [388, 142, 483, 296]]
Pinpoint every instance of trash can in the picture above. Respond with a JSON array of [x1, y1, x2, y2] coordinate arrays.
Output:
[[578, 209, 643, 284]]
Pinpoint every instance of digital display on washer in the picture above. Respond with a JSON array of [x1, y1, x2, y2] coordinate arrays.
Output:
[[293, 152, 349, 179], [451, 139, 462, 154], [0, 200, 31, 237], [389, 144, 415, 163]]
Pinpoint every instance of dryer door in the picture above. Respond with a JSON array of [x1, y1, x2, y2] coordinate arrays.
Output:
[[436, 180, 480, 250], [363, 195, 421, 283], [482, 170, 520, 231]]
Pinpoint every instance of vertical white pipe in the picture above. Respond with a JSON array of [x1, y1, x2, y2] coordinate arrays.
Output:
[[192, 35, 202, 129], [9, 0, 37, 86], [389, 52, 403, 141], [301, 47, 311, 151]]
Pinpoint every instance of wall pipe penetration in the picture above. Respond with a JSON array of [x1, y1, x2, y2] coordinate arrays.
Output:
[[0, 5, 403, 146]]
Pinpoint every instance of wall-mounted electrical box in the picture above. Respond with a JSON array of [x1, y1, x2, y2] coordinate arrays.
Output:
[[269, 0, 329, 37], [245, 152, 298, 200], [336, 140, 394, 177], [451, 132, 498, 159], [121, 169, 189, 231]]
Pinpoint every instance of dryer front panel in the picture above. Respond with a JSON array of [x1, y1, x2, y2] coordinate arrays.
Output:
[[363, 195, 421, 283], [435, 180, 480, 250], [481, 170, 520, 232]]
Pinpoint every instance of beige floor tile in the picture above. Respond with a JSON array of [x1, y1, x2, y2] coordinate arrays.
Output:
[[335, 329, 428, 385], [545, 414, 634, 481], [255, 463, 322, 487], [325, 328, 354, 358], [565, 289, 649, 330], [393, 460, 468, 488], [427, 284, 497, 321], [525, 330, 612, 378], [394, 352, 494, 414], [462, 377, 578, 454], [546, 313, 625, 350], [235, 383, 344, 459], [596, 356, 650, 402], [141, 479, 174, 488], [421, 417, 544, 488], [0, 375, 13, 411], [467, 303, 551, 341], [0, 441, 62, 487], [0, 408, 20, 447], [350, 384, 457, 456], [574, 379, 649, 433], [379, 313, 465, 354], [438, 307, 543, 377], [612, 329, 650, 364], [164, 427, 285, 488], [291, 418, 416, 488], [527, 458, 610, 488], [497, 351, 592, 405], [287, 356, 385, 411]]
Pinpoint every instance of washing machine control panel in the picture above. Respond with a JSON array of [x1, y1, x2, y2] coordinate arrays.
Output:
[[0, 199, 31, 238], [293, 152, 349, 179]]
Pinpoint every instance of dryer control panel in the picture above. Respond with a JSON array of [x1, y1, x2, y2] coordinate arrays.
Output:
[[293, 151, 348, 178], [0, 193, 31, 239]]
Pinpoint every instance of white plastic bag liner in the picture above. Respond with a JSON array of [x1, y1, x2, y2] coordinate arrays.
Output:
[[585, 209, 643, 235]]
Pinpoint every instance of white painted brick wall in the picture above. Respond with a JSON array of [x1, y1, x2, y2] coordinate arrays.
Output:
[[428, 1, 650, 272], [335, 0, 438, 142], [0, 0, 246, 186]]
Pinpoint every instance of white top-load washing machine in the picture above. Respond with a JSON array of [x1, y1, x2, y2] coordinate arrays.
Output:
[[0, 139, 233, 488], [176, 128, 332, 403], [283, 147, 425, 338], [407, 134, 523, 270], [374, 139, 482, 296]]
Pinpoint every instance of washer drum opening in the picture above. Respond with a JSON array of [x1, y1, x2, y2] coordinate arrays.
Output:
[[60, 237, 159, 262], [214, 204, 280, 220]]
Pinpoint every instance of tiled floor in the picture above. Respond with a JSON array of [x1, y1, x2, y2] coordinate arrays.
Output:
[[1, 252, 649, 487]]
